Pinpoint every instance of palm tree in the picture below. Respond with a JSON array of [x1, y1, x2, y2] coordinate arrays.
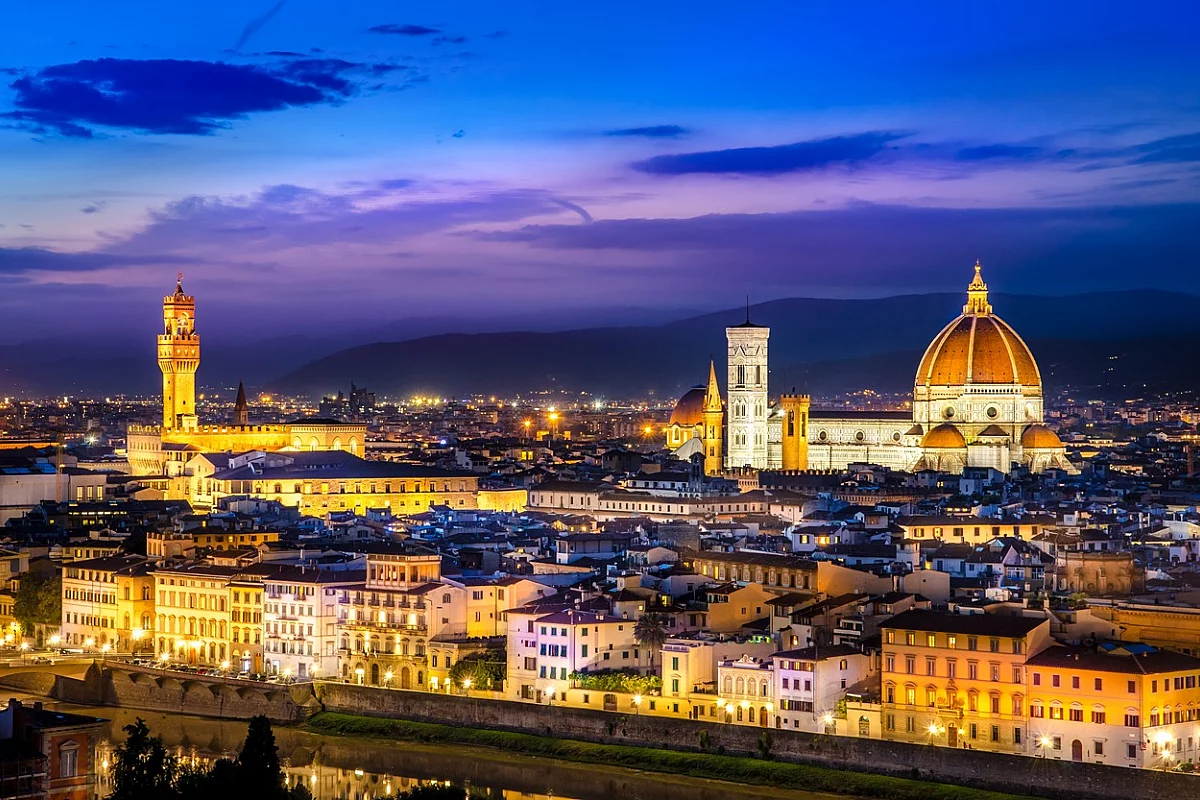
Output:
[[634, 612, 669, 675]]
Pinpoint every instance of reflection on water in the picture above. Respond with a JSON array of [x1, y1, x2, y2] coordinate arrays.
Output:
[[23, 697, 843, 800]]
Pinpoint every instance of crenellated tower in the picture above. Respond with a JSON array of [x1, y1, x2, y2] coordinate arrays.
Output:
[[701, 358, 724, 476], [158, 274, 199, 430], [779, 393, 810, 471]]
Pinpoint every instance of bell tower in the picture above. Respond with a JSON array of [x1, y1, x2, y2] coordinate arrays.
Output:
[[701, 358, 724, 476], [158, 274, 200, 430], [780, 393, 810, 471]]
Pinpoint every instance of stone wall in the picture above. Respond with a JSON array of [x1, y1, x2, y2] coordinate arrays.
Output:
[[2, 663, 316, 724], [315, 682, 1194, 800]]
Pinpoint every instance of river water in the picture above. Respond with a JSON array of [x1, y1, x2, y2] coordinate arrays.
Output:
[[22, 697, 847, 800]]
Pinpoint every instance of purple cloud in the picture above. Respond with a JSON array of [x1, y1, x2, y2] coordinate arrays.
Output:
[[369, 24, 441, 36], [605, 125, 690, 139], [633, 132, 909, 175], [1, 57, 398, 137]]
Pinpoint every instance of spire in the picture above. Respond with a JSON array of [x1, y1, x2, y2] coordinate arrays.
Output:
[[175, 271, 185, 296], [703, 358, 723, 412], [745, 295, 751, 325], [963, 260, 992, 316], [233, 381, 248, 426]]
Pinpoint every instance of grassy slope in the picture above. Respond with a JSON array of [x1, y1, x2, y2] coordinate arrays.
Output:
[[306, 712, 1039, 800]]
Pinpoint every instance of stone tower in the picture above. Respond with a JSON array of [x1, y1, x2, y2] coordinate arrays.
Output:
[[725, 314, 770, 469], [158, 274, 199, 431], [780, 393, 811, 471], [233, 381, 249, 426], [701, 358, 724, 476]]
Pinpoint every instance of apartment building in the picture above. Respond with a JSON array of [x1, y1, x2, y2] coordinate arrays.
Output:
[[772, 644, 873, 732], [880, 609, 1052, 753], [335, 543, 465, 689], [262, 566, 364, 679], [1025, 643, 1200, 767], [152, 564, 239, 666], [60, 555, 154, 651]]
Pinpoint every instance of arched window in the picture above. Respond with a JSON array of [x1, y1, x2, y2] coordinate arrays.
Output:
[[736, 676, 745, 695], [723, 676, 733, 694]]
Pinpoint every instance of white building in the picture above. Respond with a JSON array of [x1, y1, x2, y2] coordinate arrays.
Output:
[[772, 644, 873, 732], [716, 653, 774, 726], [725, 320, 770, 469], [262, 566, 365, 679], [506, 604, 640, 703]]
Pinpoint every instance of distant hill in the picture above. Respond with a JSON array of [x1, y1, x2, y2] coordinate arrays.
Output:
[[269, 289, 1200, 400]]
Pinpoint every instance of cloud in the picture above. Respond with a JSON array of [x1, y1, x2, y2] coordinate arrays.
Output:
[[433, 35, 469, 45], [954, 144, 1045, 161], [369, 24, 441, 36], [233, 0, 289, 51], [632, 131, 909, 175], [1128, 132, 1200, 165], [1, 57, 399, 137], [0, 246, 190, 274], [461, 201, 1200, 293], [80, 201, 108, 214], [604, 125, 690, 139]]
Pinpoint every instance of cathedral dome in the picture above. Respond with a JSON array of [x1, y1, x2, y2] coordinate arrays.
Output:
[[922, 423, 967, 449], [1021, 424, 1063, 449], [669, 387, 707, 427], [915, 263, 1041, 390]]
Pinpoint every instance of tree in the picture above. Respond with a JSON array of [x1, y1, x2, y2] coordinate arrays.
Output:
[[108, 718, 179, 800], [633, 612, 669, 674], [14, 571, 61, 633], [448, 649, 506, 691], [239, 715, 284, 798]]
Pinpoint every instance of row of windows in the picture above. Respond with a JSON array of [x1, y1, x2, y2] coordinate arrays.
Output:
[[885, 631, 1021, 653], [886, 654, 1020, 683]]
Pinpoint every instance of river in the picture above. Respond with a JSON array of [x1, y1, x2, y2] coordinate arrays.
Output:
[[17, 696, 848, 800]]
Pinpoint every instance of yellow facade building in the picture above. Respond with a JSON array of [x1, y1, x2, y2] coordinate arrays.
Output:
[[61, 555, 156, 652], [880, 609, 1051, 753], [152, 564, 239, 666], [176, 450, 483, 515], [1025, 643, 1200, 767], [128, 277, 366, 476]]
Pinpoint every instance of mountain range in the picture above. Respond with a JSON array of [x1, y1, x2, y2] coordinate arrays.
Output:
[[3, 290, 1194, 401], [269, 290, 1200, 401]]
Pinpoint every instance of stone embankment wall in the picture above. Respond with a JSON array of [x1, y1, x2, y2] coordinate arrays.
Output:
[[0, 663, 316, 724], [315, 682, 1193, 800]]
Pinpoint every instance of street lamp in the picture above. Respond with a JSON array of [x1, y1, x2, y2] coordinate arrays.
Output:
[[633, 694, 643, 715], [463, 677, 473, 697], [383, 669, 393, 687], [354, 668, 364, 685], [282, 667, 293, 684], [544, 684, 553, 705], [19, 642, 28, 664], [48, 634, 61, 648], [1038, 735, 1052, 758], [100, 643, 111, 663]]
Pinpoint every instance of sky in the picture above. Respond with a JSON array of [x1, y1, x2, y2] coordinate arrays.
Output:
[[1, 0, 1199, 342]]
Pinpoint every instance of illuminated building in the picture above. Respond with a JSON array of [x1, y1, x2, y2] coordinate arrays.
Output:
[[176, 450, 482, 515], [262, 567, 364, 679], [879, 609, 1052, 753], [725, 317, 770, 469], [60, 555, 155, 651], [1024, 643, 1200, 767], [666, 263, 1076, 475], [663, 360, 724, 476], [151, 564, 247, 667], [128, 277, 366, 476]]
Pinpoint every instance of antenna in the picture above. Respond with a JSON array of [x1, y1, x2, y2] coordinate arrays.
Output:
[[745, 295, 750, 324]]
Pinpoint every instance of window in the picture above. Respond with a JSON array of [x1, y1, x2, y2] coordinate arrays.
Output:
[[990, 725, 999, 742], [1091, 709, 1106, 724], [926, 634, 936, 648], [59, 744, 78, 778], [1127, 743, 1138, 760], [1052, 674, 1060, 688], [989, 638, 1000, 653], [926, 657, 936, 676], [947, 635, 956, 649], [1071, 676, 1080, 690], [1124, 713, 1140, 727], [1033, 673, 1041, 686], [1069, 707, 1083, 722], [1050, 705, 1063, 720], [967, 637, 977, 651], [1094, 678, 1103, 691]]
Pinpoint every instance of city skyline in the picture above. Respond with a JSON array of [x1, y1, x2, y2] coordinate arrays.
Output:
[[2, 1, 1200, 339]]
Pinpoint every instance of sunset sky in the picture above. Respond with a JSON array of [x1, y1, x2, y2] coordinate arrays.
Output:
[[2, 0, 1198, 339]]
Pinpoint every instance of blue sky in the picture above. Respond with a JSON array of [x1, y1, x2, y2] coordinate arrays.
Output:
[[1, 0, 1198, 340]]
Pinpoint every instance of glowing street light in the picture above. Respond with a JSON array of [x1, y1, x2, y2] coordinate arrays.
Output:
[[383, 669, 393, 686], [633, 694, 643, 715], [48, 634, 61, 647], [1038, 735, 1052, 758], [463, 677, 473, 697]]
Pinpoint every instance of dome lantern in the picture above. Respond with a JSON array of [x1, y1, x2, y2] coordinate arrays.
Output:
[[963, 260, 992, 316]]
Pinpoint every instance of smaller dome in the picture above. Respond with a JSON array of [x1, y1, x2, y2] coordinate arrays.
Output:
[[669, 387, 707, 427], [922, 423, 967, 449], [1021, 424, 1063, 449]]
